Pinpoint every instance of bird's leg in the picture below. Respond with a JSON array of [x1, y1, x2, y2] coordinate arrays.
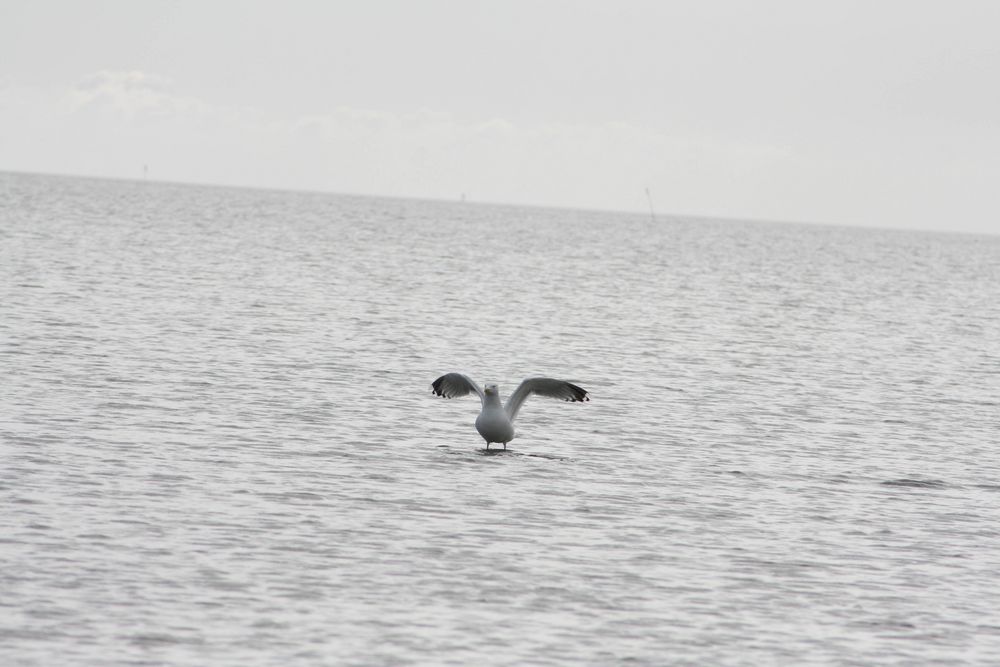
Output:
[[485, 442, 490, 450], [503, 442, 507, 450]]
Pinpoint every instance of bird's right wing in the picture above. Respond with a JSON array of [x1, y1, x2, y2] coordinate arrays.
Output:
[[504, 377, 589, 421], [431, 373, 485, 407]]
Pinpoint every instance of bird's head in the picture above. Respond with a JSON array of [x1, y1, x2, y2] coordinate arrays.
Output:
[[484, 384, 498, 396]]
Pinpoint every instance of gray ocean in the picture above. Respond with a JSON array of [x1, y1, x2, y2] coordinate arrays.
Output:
[[2, 171, 999, 666]]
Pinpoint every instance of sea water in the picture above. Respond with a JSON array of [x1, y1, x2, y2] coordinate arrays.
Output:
[[2, 171, 999, 665]]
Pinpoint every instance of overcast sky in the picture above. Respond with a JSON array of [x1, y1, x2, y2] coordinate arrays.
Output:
[[2, 0, 999, 233]]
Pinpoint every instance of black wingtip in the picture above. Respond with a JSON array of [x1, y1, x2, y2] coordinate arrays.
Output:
[[567, 382, 589, 403]]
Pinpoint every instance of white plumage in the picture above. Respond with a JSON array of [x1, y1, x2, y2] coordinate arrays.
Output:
[[431, 373, 589, 449]]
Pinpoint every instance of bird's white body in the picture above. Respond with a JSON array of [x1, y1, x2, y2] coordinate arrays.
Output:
[[474, 390, 516, 445], [431, 373, 589, 449]]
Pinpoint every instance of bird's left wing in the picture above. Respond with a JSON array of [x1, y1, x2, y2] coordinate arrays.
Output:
[[431, 373, 485, 407], [504, 377, 589, 421]]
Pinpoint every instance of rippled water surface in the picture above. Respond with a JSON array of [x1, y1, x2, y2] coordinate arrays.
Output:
[[2, 172, 1000, 665]]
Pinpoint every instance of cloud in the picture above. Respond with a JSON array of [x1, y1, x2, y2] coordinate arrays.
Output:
[[0, 71, 814, 217], [2, 69, 997, 233], [66, 70, 211, 119]]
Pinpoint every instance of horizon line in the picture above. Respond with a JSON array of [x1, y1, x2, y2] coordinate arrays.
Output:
[[1, 167, 994, 239]]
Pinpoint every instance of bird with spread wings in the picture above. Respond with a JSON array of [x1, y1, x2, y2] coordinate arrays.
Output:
[[431, 373, 589, 449]]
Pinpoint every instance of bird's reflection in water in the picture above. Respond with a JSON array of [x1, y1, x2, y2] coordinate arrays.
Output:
[[476, 448, 567, 461]]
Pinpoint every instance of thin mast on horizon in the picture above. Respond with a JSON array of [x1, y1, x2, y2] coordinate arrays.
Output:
[[645, 187, 656, 223]]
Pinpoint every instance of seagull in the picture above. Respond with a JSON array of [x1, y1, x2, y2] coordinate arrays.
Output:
[[431, 373, 589, 449]]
